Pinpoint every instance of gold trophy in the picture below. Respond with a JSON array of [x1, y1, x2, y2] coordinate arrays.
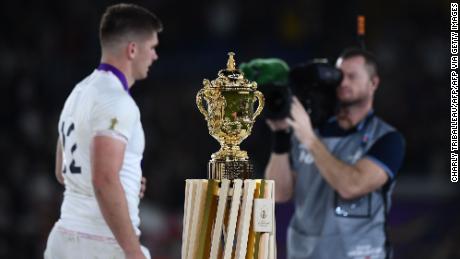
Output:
[[182, 53, 276, 259], [196, 52, 264, 180]]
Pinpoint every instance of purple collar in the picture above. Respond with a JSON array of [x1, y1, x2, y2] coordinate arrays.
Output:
[[97, 63, 130, 94]]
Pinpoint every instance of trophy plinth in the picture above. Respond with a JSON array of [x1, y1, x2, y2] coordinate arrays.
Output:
[[196, 52, 264, 180]]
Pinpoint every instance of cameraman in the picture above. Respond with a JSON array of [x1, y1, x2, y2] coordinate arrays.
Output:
[[265, 49, 405, 259]]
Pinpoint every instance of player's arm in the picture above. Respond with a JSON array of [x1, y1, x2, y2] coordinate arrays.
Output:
[[55, 137, 64, 185], [288, 97, 404, 200], [91, 135, 144, 258], [264, 120, 296, 203]]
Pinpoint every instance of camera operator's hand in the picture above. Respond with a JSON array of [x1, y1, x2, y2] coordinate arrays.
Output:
[[287, 97, 317, 148], [266, 119, 290, 132]]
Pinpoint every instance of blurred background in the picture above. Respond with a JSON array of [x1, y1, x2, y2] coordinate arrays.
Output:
[[0, 0, 457, 258]]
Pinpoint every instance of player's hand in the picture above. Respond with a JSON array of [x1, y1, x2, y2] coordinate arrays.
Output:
[[287, 97, 316, 147], [125, 250, 147, 259], [266, 118, 290, 132], [139, 177, 147, 199]]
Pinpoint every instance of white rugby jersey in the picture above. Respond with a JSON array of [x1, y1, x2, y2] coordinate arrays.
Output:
[[57, 64, 144, 237]]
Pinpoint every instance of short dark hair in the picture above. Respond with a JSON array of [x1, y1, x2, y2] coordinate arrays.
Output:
[[338, 48, 379, 78], [99, 3, 163, 47]]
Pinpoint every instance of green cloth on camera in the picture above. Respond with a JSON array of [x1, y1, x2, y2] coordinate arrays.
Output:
[[239, 58, 290, 86]]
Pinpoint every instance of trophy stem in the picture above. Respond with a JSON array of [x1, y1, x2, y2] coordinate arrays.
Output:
[[209, 144, 253, 180], [208, 159, 253, 180]]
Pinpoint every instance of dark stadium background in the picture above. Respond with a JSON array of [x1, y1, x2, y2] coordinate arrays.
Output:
[[0, 0, 456, 258]]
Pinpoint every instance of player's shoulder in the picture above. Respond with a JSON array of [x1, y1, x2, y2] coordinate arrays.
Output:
[[95, 92, 138, 119], [91, 71, 137, 110], [91, 70, 123, 92]]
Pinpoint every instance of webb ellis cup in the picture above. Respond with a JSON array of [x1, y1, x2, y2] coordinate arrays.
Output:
[[196, 52, 264, 180]]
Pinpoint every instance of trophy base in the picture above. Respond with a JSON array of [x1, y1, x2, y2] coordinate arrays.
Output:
[[208, 159, 253, 180]]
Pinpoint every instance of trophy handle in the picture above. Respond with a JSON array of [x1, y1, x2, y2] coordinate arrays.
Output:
[[196, 88, 209, 120], [253, 90, 265, 120]]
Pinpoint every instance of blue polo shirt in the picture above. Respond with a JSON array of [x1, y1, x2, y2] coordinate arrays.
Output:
[[319, 112, 405, 179], [287, 112, 405, 259]]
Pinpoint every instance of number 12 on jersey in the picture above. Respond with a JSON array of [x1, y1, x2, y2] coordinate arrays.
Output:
[[61, 121, 82, 174]]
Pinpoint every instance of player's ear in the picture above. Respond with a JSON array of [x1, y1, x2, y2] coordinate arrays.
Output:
[[127, 41, 137, 60]]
